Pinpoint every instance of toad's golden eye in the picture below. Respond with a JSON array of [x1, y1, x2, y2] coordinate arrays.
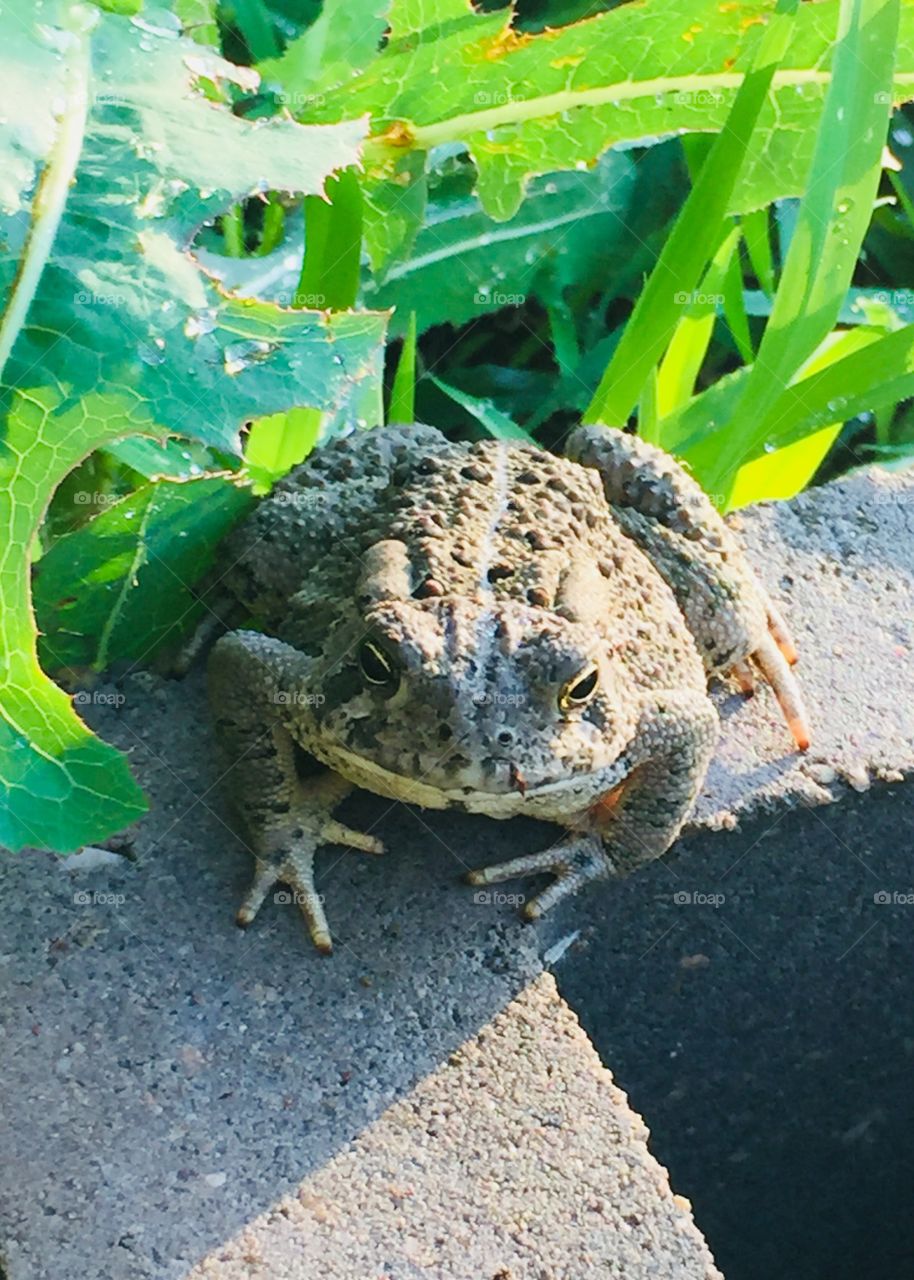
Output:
[[559, 663, 599, 712], [358, 640, 399, 689]]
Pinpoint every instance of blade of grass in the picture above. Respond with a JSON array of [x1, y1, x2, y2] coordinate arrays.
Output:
[[740, 207, 775, 295], [221, 203, 245, 257], [655, 224, 739, 422], [888, 169, 914, 227], [638, 366, 660, 445], [722, 246, 754, 363], [669, 322, 908, 482], [255, 195, 285, 256], [428, 375, 535, 443], [296, 167, 363, 311], [726, 328, 883, 505], [583, 0, 800, 426], [389, 311, 417, 423], [702, 0, 901, 500], [548, 300, 581, 381]]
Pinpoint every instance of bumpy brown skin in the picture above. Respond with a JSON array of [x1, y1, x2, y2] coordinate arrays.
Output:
[[208, 424, 806, 952]]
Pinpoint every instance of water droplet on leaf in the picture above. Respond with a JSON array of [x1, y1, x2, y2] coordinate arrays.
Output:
[[223, 340, 277, 375]]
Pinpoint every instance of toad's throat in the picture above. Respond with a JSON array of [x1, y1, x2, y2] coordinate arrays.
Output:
[[320, 742, 602, 816]]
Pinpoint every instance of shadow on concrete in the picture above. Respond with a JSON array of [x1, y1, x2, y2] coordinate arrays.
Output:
[[548, 782, 914, 1280], [0, 671, 544, 1279]]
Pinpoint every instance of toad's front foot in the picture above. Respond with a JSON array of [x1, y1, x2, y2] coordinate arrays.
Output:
[[237, 780, 384, 953], [466, 835, 613, 921]]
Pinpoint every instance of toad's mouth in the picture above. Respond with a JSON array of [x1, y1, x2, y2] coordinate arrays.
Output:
[[323, 743, 589, 813]]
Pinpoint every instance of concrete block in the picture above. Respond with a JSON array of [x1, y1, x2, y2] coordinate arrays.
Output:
[[187, 974, 722, 1280], [1, 464, 912, 1279]]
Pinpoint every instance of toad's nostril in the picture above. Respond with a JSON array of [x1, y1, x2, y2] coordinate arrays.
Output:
[[496, 729, 515, 747]]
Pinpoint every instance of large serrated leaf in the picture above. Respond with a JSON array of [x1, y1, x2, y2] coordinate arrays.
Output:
[[0, 0, 388, 853], [301, 0, 914, 223]]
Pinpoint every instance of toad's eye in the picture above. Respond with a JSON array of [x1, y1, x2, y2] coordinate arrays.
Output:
[[559, 663, 599, 712], [359, 640, 399, 689]]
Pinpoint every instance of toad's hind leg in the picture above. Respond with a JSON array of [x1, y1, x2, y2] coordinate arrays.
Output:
[[566, 424, 810, 750]]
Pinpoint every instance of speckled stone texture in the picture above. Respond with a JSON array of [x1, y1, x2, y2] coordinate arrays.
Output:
[[0, 464, 912, 1280], [188, 973, 722, 1280]]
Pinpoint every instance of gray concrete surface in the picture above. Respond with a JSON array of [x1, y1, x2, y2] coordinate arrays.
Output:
[[0, 464, 912, 1279], [186, 974, 722, 1280]]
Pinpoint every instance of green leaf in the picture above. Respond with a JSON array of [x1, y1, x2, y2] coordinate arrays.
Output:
[[35, 476, 254, 673], [221, 203, 246, 257], [664, 324, 912, 501], [584, 0, 800, 425], [740, 206, 775, 295], [296, 167, 364, 310], [722, 245, 754, 363], [230, 0, 280, 60], [362, 149, 429, 276], [103, 434, 226, 480], [389, 312, 418, 422], [365, 152, 638, 332], [308, 0, 914, 223], [0, 0, 388, 854], [548, 300, 580, 383], [638, 366, 660, 446], [427, 375, 536, 442], [654, 225, 740, 420], [702, 0, 900, 500], [243, 407, 324, 494], [173, 0, 221, 45], [724, 328, 883, 505], [259, 0, 389, 100]]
